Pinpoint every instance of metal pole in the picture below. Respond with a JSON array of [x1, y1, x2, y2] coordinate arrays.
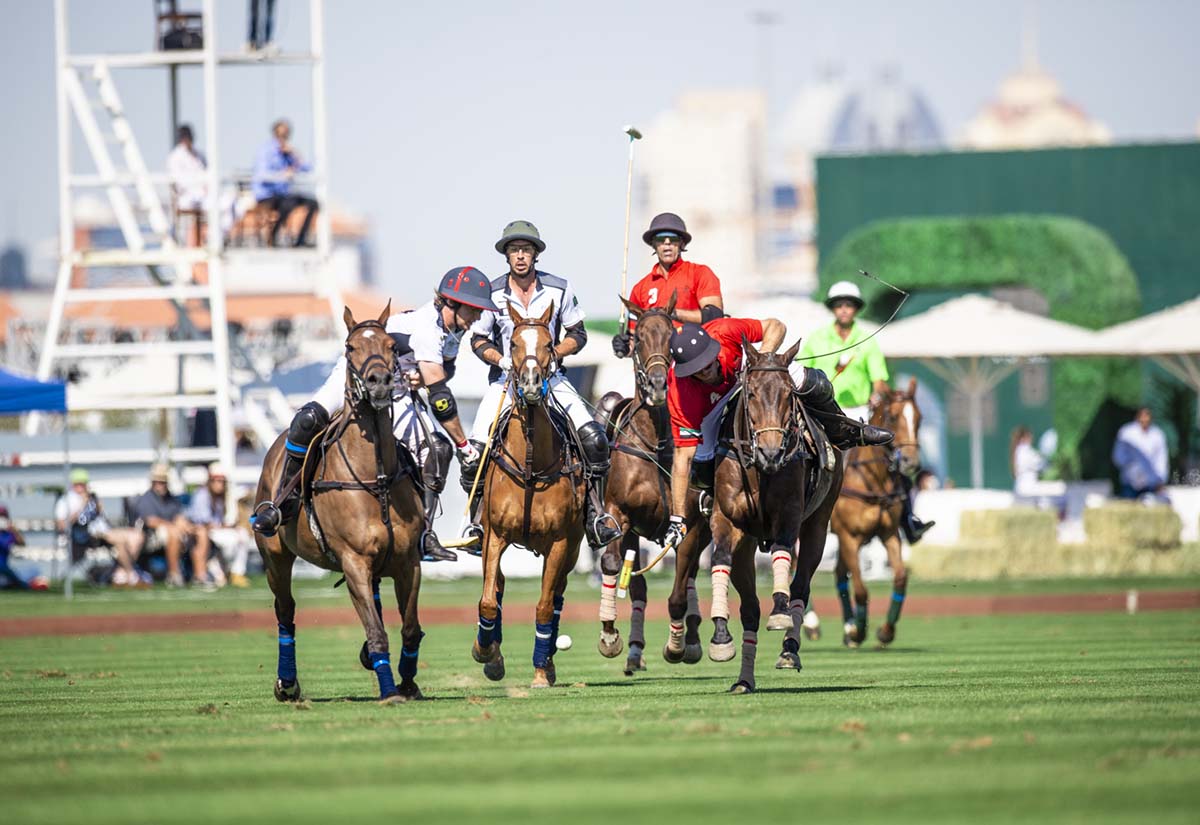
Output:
[[969, 389, 983, 489], [310, 0, 331, 257], [62, 419, 73, 600]]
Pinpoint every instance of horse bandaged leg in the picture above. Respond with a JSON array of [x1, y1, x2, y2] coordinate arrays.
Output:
[[733, 630, 757, 692], [686, 577, 700, 619], [770, 547, 792, 595], [887, 590, 905, 626], [786, 598, 806, 642], [494, 588, 504, 645], [630, 600, 646, 649], [369, 650, 397, 698], [711, 564, 731, 620], [599, 574, 618, 621], [836, 575, 854, 623], [477, 613, 497, 649], [399, 631, 424, 682], [277, 622, 297, 683], [533, 622, 555, 669], [551, 594, 565, 649]]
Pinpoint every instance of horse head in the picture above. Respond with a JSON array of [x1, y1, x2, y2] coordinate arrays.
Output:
[[741, 335, 803, 475], [509, 302, 556, 406], [873, 376, 922, 476], [342, 301, 396, 411], [620, 290, 676, 406]]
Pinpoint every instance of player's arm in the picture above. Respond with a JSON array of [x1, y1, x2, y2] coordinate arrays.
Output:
[[760, 318, 786, 353], [671, 445, 697, 517], [418, 360, 467, 445]]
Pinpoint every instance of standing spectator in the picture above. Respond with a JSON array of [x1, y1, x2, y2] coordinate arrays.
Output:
[[248, 0, 277, 51], [0, 505, 46, 590], [1112, 407, 1170, 501], [1011, 425, 1066, 513], [188, 463, 252, 588], [133, 464, 211, 588], [54, 469, 144, 587], [251, 119, 318, 248], [167, 124, 207, 211]]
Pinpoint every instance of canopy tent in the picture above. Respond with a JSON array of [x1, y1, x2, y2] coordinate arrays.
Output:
[[877, 295, 1101, 488], [1091, 296, 1200, 399], [0, 368, 75, 597]]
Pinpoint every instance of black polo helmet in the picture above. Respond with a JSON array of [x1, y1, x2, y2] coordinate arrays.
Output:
[[642, 212, 692, 247], [494, 220, 546, 254], [438, 266, 499, 311], [670, 322, 722, 378]]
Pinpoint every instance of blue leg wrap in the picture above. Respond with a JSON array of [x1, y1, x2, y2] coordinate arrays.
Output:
[[836, 578, 854, 622], [495, 589, 504, 645], [855, 603, 868, 628], [533, 621, 555, 669], [277, 622, 297, 682], [398, 632, 424, 681], [550, 594, 565, 649], [477, 614, 497, 649], [369, 650, 397, 697], [371, 581, 383, 621]]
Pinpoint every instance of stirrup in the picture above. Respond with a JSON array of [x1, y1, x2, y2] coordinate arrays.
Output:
[[421, 530, 458, 563], [460, 523, 484, 557], [698, 491, 713, 518], [586, 512, 623, 548], [251, 501, 282, 537]]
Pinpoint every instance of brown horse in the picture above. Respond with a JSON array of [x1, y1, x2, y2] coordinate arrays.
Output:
[[470, 303, 587, 688], [253, 304, 426, 703], [595, 294, 712, 674], [831, 379, 923, 648], [710, 339, 843, 693]]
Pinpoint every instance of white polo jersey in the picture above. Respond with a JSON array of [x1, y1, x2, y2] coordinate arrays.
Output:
[[469, 270, 586, 381], [389, 299, 464, 368]]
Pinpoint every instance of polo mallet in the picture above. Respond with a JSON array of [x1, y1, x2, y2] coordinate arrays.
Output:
[[443, 374, 513, 550], [616, 125, 643, 331]]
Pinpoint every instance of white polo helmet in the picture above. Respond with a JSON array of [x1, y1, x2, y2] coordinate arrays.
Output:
[[825, 280, 864, 309]]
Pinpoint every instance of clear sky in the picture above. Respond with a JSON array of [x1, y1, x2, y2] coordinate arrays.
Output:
[[2, 0, 1198, 314]]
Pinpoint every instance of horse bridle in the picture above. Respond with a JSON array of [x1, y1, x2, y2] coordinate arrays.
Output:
[[630, 308, 673, 400], [739, 361, 803, 465], [850, 392, 919, 474], [344, 319, 395, 409], [510, 317, 554, 405]]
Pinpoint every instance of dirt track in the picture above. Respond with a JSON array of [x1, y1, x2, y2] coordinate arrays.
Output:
[[2, 590, 1197, 638]]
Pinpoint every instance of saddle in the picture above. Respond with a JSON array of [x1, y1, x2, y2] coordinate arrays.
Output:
[[604, 395, 673, 475], [487, 400, 583, 488]]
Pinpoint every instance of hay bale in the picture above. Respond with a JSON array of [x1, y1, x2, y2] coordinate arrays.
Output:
[[1083, 502, 1182, 550], [959, 508, 1057, 552], [908, 541, 1200, 581]]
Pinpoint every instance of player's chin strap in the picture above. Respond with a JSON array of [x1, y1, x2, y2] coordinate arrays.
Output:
[[803, 270, 910, 362]]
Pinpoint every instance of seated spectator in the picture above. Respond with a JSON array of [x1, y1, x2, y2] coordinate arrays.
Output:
[[132, 464, 211, 588], [187, 463, 252, 588], [1010, 425, 1066, 513], [167, 124, 207, 212], [54, 469, 145, 587], [251, 118, 318, 248], [0, 504, 47, 590], [1113, 407, 1171, 502]]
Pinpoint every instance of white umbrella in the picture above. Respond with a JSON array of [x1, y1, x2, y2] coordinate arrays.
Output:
[[1091, 295, 1200, 389], [876, 295, 1101, 488]]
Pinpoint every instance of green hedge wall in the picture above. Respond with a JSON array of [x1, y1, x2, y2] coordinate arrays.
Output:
[[820, 215, 1143, 478]]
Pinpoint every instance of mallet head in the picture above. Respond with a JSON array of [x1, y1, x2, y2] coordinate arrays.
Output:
[[623, 125, 643, 140]]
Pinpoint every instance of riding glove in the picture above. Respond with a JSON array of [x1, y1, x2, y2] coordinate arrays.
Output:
[[455, 441, 480, 465], [497, 355, 513, 372], [611, 332, 632, 359], [664, 514, 687, 549]]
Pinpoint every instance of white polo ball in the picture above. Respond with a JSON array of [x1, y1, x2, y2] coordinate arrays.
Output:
[[555, 634, 573, 651]]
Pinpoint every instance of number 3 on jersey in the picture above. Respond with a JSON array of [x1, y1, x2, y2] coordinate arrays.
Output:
[[647, 287, 659, 306]]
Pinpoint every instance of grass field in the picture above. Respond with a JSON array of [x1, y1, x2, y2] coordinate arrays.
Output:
[[2, 581, 1198, 825]]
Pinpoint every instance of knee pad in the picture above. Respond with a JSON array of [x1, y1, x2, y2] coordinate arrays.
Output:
[[287, 402, 329, 454], [577, 421, 611, 468], [424, 432, 453, 492], [797, 368, 832, 398]]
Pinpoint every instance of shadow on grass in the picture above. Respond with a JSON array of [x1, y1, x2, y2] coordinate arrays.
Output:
[[746, 685, 873, 695]]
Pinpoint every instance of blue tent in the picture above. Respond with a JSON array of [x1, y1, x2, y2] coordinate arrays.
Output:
[[0, 367, 67, 414]]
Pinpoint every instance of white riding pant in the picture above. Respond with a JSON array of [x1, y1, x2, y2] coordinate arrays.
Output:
[[470, 373, 593, 443]]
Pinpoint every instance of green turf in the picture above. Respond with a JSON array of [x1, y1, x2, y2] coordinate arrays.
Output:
[[3, 571, 1198, 618], [2, 610, 1198, 824]]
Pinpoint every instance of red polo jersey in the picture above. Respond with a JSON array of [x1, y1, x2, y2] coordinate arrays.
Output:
[[628, 258, 722, 321], [667, 317, 764, 447]]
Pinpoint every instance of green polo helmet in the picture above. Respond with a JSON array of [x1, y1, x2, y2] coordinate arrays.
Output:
[[494, 220, 546, 255]]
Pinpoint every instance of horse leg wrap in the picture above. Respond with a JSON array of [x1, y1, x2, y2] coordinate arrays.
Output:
[[686, 577, 700, 619], [630, 600, 646, 647], [711, 565, 732, 621], [495, 590, 504, 645], [887, 590, 905, 626], [277, 622, 297, 683], [855, 601, 869, 632], [738, 631, 758, 686], [599, 574, 618, 622], [533, 622, 555, 669], [551, 595, 565, 649], [668, 620, 685, 649], [787, 599, 806, 642], [771, 550, 792, 595], [836, 577, 854, 623], [398, 632, 424, 682], [477, 614, 497, 649], [369, 651, 397, 697]]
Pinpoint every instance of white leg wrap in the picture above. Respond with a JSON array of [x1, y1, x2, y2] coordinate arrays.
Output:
[[787, 598, 806, 642], [685, 576, 700, 619], [711, 565, 731, 620], [771, 549, 792, 595], [739, 630, 758, 686], [630, 600, 647, 645], [668, 620, 685, 648], [599, 574, 618, 622]]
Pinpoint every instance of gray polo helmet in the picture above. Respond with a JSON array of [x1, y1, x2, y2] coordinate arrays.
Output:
[[438, 266, 499, 311], [642, 212, 692, 246], [495, 220, 546, 254]]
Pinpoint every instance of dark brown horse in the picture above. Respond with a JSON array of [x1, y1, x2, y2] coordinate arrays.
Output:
[[831, 379, 923, 647], [471, 303, 587, 688], [253, 304, 426, 703], [710, 339, 843, 693], [595, 294, 711, 674]]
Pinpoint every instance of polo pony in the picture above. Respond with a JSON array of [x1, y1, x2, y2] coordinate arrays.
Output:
[[710, 339, 843, 693], [471, 303, 587, 688], [253, 304, 426, 703]]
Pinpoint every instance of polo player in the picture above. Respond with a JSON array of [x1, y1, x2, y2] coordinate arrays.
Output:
[[797, 281, 933, 543], [252, 267, 499, 562], [461, 220, 623, 549], [611, 212, 724, 359]]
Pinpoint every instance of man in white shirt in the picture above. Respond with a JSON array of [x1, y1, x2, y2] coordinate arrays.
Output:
[[462, 220, 622, 549], [167, 124, 207, 211], [1112, 406, 1171, 501]]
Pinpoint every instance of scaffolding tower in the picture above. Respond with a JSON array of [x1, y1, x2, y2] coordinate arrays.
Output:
[[37, 0, 331, 477]]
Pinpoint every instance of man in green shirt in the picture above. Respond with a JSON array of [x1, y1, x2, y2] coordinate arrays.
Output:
[[796, 281, 933, 544]]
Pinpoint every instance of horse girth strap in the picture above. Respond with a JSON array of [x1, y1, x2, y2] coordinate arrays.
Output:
[[840, 485, 904, 507]]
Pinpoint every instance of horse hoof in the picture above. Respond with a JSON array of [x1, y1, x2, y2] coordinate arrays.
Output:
[[623, 651, 646, 676], [662, 643, 686, 664], [531, 669, 553, 689], [398, 681, 424, 701], [483, 654, 506, 682], [683, 643, 704, 665], [876, 623, 896, 645], [359, 641, 372, 671], [766, 612, 792, 632], [379, 691, 408, 705], [597, 629, 624, 659], [728, 680, 755, 695], [803, 625, 821, 642], [709, 641, 736, 662], [545, 660, 557, 686], [775, 650, 802, 671], [472, 641, 498, 665], [274, 678, 302, 702]]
